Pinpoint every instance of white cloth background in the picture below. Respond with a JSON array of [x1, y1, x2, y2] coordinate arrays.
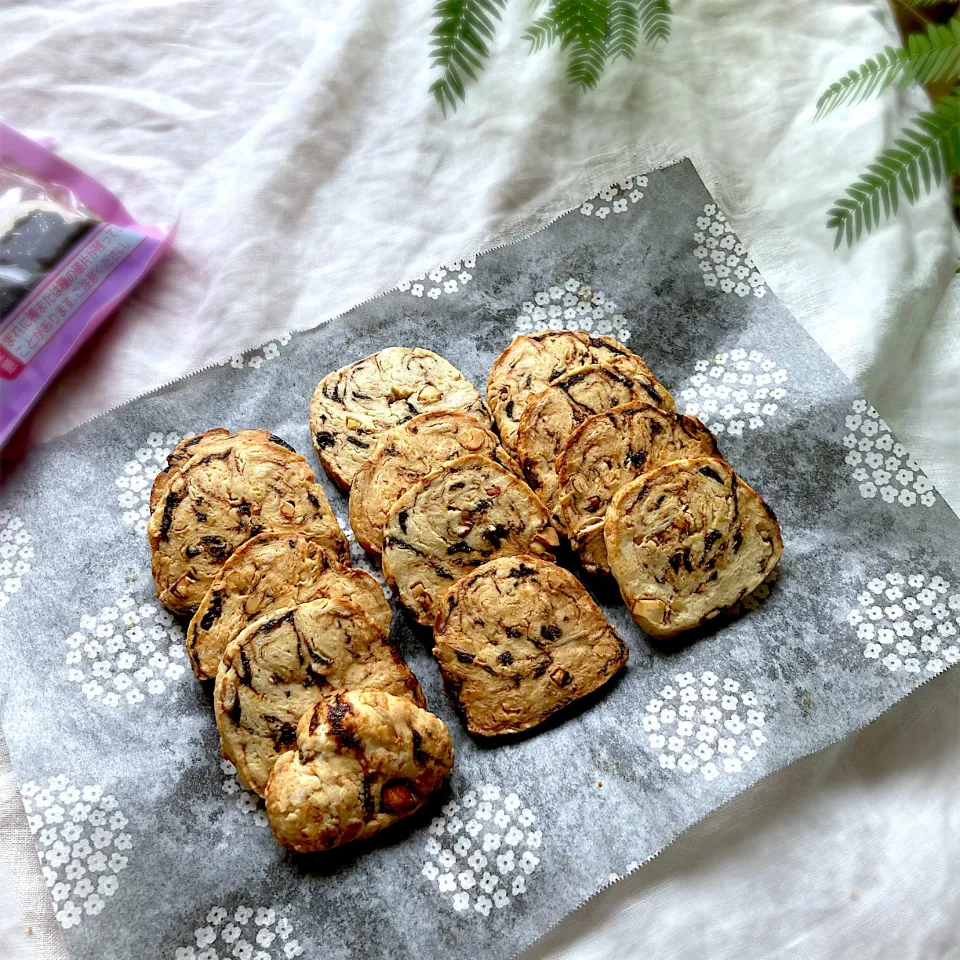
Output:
[[1, 0, 959, 956]]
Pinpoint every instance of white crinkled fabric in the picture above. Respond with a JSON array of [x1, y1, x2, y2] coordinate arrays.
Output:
[[2, 0, 960, 958]]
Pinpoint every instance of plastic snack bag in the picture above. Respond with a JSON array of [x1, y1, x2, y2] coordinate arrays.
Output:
[[0, 123, 174, 447]]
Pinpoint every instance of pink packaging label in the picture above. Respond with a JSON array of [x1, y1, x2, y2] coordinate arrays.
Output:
[[0, 224, 144, 378]]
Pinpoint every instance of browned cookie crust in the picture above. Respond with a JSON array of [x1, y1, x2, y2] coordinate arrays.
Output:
[[558, 403, 719, 576], [215, 598, 424, 796], [604, 457, 783, 637], [187, 532, 391, 681], [381, 454, 558, 625], [433, 555, 628, 736], [349, 411, 520, 556], [310, 347, 490, 491], [516, 364, 675, 529], [486, 331, 656, 455], [265, 690, 454, 853], [149, 427, 232, 512], [147, 432, 346, 616]]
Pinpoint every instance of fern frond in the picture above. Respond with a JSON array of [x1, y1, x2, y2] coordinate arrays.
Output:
[[827, 91, 960, 248], [552, 0, 611, 50], [429, 0, 507, 116], [816, 20, 960, 120], [906, 20, 960, 85], [815, 49, 910, 119], [567, 34, 609, 88], [524, 13, 563, 53], [638, 0, 671, 47], [607, 0, 640, 60]]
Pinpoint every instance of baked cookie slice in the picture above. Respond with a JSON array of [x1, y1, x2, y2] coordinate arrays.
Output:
[[381, 454, 558, 626], [558, 403, 719, 576], [604, 457, 783, 638], [349, 411, 520, 556], [215, 598, 425, 797], [310, 347, 490, 491], [487, 330, 655, 455], [516, 364, 675, 529], [149, 428, 233, 512], [266, 690, 454, 853], [147, 432, 347, 616], [187, 532, 391, 681], [433, 555, 628, 736]]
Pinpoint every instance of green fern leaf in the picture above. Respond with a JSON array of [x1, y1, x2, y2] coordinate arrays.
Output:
[[567, 34, 609, 88], [552, 0, 611, 50], [429, 0, 507, 116], [524, 13, 563, 53], [816, 21, 960, 120], [816, 48, 910, 119], [907, 21, 960, 86], [638, 0, 671, 47], [828, 91, 960, 248], [608, 0, 640, 60]]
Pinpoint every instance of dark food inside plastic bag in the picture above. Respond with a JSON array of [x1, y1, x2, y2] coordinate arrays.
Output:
[[0, 211, 98, 319]]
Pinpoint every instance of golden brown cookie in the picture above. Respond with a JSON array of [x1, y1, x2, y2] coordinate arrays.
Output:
[[381, 454, 558, 626], [147, 432, 347, 616], [349, 411, 520, 556], [516, 364, 675, 529], [558, 403, 719, 575], [310, 347, 490, 491], [149, 428, 233, 512], [186, 532, 391, 681], [486, 330, 655, 455], [433, 555, 628, 736], [215, 598, 424, 797], [604, 457, 783, 637], [265, 690, 454, 853]]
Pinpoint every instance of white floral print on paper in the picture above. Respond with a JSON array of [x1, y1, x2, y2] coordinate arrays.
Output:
[[848, 570, 960, 675], [221, 331, 294, 372], [116, 432, 180, 536], [843, 400, 937, 508], [0, 509, 33, 611], [397, 258, 477, 302], [579, 175, 648, 219], [512, 278, 630, 342], [219, 759, 269, 827], [421, 783, 542, 916], [175, 904, 303, 960], [679, 349, 788, 436], [64, 596, 187, 706], [644, 672, 768, 781], [20, 775, 132, 930], [693, 204, 766, 298], [606, 861, 640, 884]]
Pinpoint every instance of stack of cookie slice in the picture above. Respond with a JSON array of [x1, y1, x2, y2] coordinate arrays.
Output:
[[146, 429, 454, 853], [313, 346, 630, 739], [488, 331, 784, 639]]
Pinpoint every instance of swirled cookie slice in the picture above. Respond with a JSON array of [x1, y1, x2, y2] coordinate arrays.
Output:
[[147, 432, 346, 615], [187, 532, 391, 681], [349, 411, 520, 556], [215, 599, 424, 797], [558, 403, 719, 575], [382, 455, 558, 626], [516, 364, 674, 529], [487, 331, 656, 455], [433, 555, 628, 736], [310, 347, 489, 490], [604, 457, 783, 638], [266, 690, 454, 853]]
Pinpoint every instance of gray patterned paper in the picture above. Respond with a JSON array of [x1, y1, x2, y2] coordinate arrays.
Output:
[[0, 160, 957, 960]]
